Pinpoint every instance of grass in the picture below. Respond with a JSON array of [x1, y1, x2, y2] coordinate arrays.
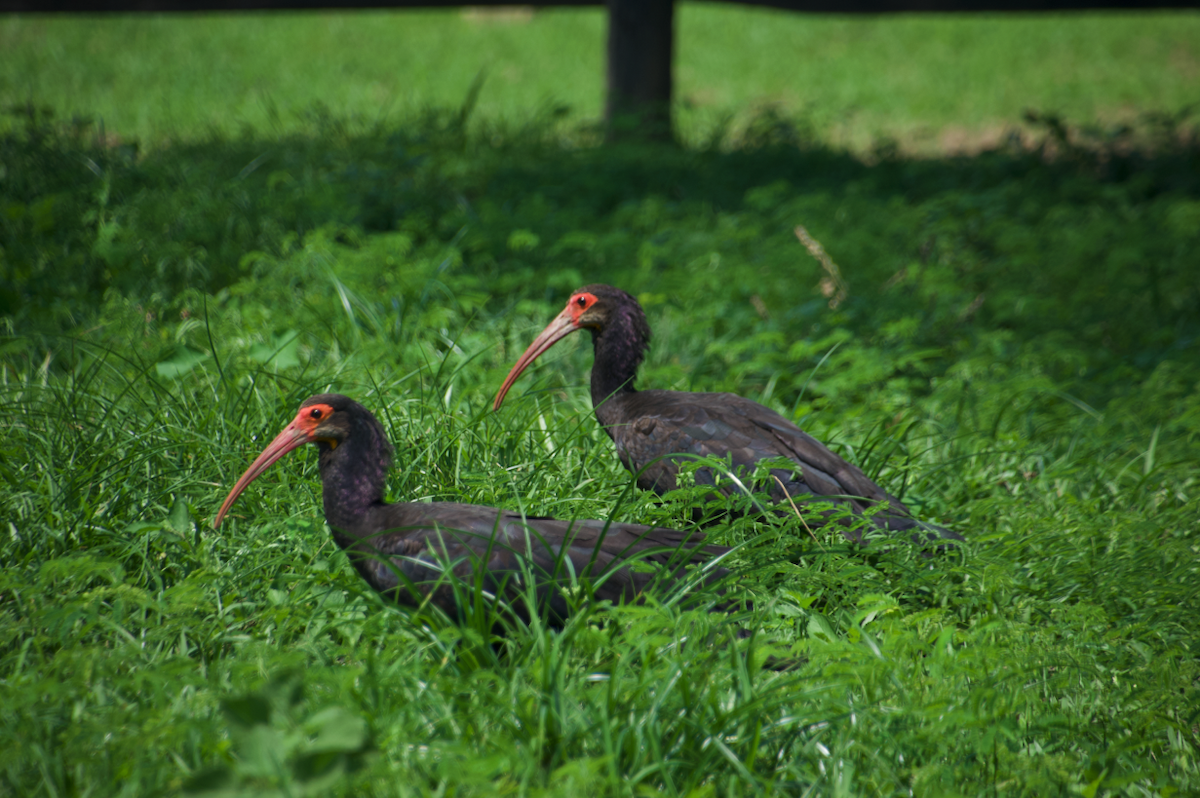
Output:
[[2, 9, 1200, 795], [2, 6, 1198, 148]]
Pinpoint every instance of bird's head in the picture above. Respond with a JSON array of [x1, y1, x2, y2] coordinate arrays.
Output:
[[493, 284, 649, 411], [213, 393, 357, 527]]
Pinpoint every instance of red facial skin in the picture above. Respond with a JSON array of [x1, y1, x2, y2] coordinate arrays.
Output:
[[493, 292, 599, 411], [213, 403, 336, 527]]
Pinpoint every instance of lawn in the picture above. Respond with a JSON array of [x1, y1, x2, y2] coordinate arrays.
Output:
[[2, 6, 1197, 148], [1, 6, 1199, 797]]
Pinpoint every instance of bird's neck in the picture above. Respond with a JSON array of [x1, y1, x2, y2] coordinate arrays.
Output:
[[589, 310, 647, 417], [317, 416, 393, 536]]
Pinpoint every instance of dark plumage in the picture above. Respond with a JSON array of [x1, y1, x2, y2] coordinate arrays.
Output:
[[214, 394, 728, 620], [494, 285, 962, 546]]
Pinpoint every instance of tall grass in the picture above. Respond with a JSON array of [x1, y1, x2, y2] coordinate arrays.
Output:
[[2, 82, 1199, 794], [3, 274, 1197, 794]]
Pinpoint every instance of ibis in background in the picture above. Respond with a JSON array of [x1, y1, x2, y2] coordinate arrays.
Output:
[[493, 285, 962, 546], [214, 394, 730, 620]]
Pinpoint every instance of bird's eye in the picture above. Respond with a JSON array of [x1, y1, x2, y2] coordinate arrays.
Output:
[[576, 296, 587, 307], [310, 408, 323, 419]]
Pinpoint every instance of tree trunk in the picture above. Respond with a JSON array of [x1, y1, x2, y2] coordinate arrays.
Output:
[[605, 0, 674, 142]]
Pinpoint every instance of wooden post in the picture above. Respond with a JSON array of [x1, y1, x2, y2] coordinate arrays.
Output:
[[605, 0, 675, 142]]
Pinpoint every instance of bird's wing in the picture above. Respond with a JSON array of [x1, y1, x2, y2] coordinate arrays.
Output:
[[607, 391, 915, 528], [339, 502, 727, 618]]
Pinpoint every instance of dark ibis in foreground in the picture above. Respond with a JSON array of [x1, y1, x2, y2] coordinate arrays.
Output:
[[493, 285, 961, 546], [214, 394, 730, 619]]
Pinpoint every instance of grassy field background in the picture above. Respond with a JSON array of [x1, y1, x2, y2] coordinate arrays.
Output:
[[2, 5, 1199, 797], [3, 7, 1198, 149]]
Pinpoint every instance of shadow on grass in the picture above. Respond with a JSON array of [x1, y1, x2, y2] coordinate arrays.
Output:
[[5, 101, 1198, 366]]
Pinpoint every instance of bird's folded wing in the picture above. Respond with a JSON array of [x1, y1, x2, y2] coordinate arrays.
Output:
[[349, 502, 725, 606], [612, 391, 900, 506]]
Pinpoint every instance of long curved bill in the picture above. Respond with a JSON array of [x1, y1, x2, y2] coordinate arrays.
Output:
[[213, 421, 311, 527], [493, 308, 579, 411]]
